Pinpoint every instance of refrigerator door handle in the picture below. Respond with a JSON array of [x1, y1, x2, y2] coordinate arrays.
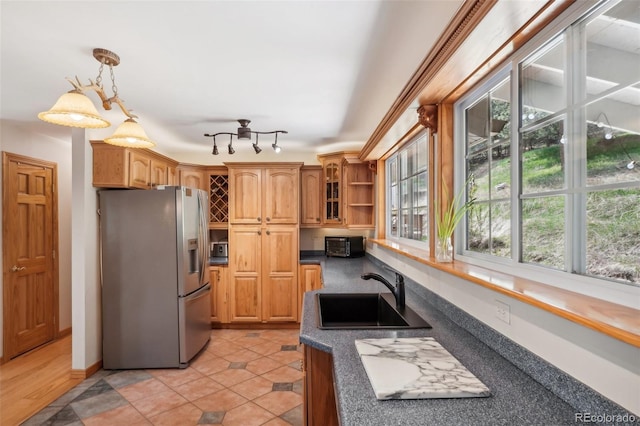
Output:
[[198, 190, 208, 287]]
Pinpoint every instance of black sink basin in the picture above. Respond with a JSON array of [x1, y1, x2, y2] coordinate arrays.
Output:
[[316, 293, 432, 329]]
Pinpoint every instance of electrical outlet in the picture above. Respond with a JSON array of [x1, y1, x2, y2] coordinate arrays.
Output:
[[495, 300, 510, 324]]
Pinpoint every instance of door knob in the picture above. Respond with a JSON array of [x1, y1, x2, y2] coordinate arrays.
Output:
[[11, 265, 26, 272]]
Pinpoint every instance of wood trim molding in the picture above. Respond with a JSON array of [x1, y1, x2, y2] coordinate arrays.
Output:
[[369, 239, 640, 348], [360, 0, 496, 160], [58, 327, 72, 338], [359, 0, 575, 161], [70, 360, 103, 380], [417, 104, 438, 133]]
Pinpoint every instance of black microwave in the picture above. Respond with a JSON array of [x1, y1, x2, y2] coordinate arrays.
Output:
[[325, 236, 365, 258]]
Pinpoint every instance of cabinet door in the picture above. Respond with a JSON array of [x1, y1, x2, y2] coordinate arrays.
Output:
[[167, 166, 177, 185], [210, 266, 228, 323], [264, 168, 299, 224], [229, 168, 262, 224], [304, 345, 339, 426], [150, 160, 168, 187], [262, 225, 298, 322], [301, 168, 322, 227], [323, 161, 342, 225], [229, 226, 261, 322], [180, 169, 205, 190], [129, 151, 151, 188], [92, 142, 128, 188], [299, 264, 322, 320]]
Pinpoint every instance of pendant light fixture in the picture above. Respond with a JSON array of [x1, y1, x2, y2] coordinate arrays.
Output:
[[38, 48, 155, 148], [205, 119, 287, 155]]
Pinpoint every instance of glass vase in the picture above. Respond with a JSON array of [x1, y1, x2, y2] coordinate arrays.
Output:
[[436, 237, 453, 263]]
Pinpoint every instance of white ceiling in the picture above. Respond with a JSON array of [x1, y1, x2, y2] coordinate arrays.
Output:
[[0, 0, 463, 163]]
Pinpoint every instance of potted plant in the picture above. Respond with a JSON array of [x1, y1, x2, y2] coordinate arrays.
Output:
[[435, 177, 475, 262]]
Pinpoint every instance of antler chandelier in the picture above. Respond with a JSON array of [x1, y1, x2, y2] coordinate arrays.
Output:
[[38, 48, 154, 148], [204, 119, 287, 155]]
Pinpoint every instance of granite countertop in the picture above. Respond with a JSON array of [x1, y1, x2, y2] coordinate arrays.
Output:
[[299, 256, 578, 425]]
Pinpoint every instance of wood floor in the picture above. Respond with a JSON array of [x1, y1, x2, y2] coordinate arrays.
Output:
[[0, 335, 81, 426]]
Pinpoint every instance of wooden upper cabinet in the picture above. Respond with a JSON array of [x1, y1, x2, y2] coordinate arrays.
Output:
[[178, 166, 206, 190], [343, 156, 375, 229], [228, 168, 262, 224], [228, 164, 300, 225], [318, 152, 375, 228], [129, 151, 151, 188], [150, 159, 168, 187], [265, 168, 299, 224], [300, 166, 322, 227], [322, 159, 342, 225], [92, 142, 129, 188], [91, 141, 177, 189]]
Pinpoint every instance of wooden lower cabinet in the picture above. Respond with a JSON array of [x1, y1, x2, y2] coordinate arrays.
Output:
[[299, 264, 322, 320], [228, 224, 298, 323], [303, 345, 339, 426], [209, 265, 229, 323]]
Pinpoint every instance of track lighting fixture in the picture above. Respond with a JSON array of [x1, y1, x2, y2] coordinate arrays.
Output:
[[228, 135, 236, 155], [38, 48, 154, 148], [272, 133, 281, 153], [205, 119, 287, 155], [252, 134, 262, 154], [211, 136, 219, 155]]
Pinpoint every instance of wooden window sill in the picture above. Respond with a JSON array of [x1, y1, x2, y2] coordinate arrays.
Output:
[[369, 239, 640, 348]]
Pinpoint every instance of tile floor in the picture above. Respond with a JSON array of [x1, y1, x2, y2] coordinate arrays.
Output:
[[23, 329, 304, 426]]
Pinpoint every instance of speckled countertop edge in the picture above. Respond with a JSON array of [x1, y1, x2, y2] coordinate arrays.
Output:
[[299, 256, 580, 426]]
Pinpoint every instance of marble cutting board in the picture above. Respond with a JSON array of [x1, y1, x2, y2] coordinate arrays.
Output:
[[354, 337, 491, 400]]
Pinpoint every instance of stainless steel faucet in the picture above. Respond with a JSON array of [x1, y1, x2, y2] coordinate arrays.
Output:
[[361, 272, 405, 309]]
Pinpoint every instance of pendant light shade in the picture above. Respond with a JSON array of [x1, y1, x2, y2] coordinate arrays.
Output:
[[104, 118, 155, 148], [38, 90, 110, 128], [38, 48, 155, 148]]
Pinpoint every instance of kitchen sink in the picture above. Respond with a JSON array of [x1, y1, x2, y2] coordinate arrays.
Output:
[[316, 293, 432, 329]]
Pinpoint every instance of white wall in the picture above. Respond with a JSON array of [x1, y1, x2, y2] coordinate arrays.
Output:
[[70, 129, 101, 370], [0, 120, 73, 359], [367, 243, 640, 415]]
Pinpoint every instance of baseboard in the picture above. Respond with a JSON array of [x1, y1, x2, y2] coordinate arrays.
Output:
[[211, 322, 300, 330], [70, 360, 102, 380], [58, 327, 72, 338]]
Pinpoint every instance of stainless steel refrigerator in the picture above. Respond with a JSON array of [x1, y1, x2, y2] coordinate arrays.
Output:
[[99, 186, 211, 369]]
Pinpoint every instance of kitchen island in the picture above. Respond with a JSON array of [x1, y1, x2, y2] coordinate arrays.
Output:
[[299, 255, 581, 426]]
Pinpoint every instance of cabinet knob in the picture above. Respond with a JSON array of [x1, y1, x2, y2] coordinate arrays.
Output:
[[266, 217, 271, 222], [257, 217, 261, 222], [266, 230, 271, 235], [316, 218, 320, 222], [257, 230, 262, 235]]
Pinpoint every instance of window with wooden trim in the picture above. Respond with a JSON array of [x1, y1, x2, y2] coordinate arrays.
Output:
[[457, 0, 640, 285], [386, 132, 429, 245]]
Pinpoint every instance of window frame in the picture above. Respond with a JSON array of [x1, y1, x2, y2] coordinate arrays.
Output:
[[453, 0, 640, 305], [385, 130, 430, 250]]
